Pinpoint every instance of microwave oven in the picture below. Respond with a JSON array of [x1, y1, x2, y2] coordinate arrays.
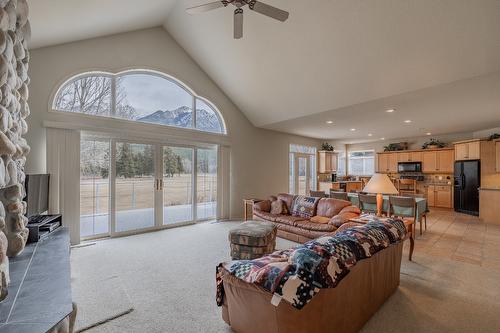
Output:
[[398, 162, 422, 173]]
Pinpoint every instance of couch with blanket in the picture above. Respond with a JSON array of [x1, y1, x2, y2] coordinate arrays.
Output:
[[253, 193, 361, 243], [217, 219, 407, 333]]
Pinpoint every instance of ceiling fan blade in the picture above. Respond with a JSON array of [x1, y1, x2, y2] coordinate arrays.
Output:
[[234, 8, 243, 39], [249, 1, 289, 22], [186, 1, 228, 14]]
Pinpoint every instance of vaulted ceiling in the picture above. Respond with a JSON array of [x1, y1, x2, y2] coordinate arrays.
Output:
[[28, 0, 500, 142]]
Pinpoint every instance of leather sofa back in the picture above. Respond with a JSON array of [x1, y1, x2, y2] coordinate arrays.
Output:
[[277, 193, 295, 213], [316, 198, 352, 218]]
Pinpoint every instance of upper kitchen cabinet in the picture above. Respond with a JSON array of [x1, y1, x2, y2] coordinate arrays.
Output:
[[399, 151, 422, 162], [377, 153, 398, 173], [318, 151, 338, 173], [422, 149, 454, 173], [455, 140, 481, 161]]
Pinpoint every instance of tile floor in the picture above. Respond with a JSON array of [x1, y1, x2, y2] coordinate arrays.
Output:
[[409, 208, 500, 270]]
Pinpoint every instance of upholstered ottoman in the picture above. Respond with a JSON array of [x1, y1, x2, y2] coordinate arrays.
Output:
[[229, 221, 277, 260]]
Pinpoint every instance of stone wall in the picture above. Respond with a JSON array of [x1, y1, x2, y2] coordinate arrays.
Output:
[[0, 0, 30, 300]]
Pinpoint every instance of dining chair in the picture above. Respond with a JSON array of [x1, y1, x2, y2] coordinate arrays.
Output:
[[330, 191, 348, 201], [395, 193, 427, 232], [387, 195, 417, 261], [358, 194, 379, 215], [309, 190, 327, 198], [388, 195, 423, 236], [397, 179, 417, 195]]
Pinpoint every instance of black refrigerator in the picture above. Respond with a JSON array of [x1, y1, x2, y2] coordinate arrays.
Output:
[[454, 160, 480, 216]]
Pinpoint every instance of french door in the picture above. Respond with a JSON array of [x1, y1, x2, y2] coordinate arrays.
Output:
[[80, 138, 218, 240], [292, 153, 312, 196]]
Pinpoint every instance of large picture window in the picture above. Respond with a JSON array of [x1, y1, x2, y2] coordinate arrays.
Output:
[[348, 150, 375, 176], [53, 70, 226, 134]]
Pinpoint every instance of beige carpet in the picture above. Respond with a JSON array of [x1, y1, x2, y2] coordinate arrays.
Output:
[[71, 244, 134, 332], [70, 216, 500, 333]]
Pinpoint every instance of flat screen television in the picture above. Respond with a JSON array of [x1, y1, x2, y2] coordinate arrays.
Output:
[[24, 174, 50, 217]]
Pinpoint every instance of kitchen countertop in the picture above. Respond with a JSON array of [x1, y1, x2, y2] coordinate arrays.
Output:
[[479, 187, 500, 191], [332, 180, 363, 183]]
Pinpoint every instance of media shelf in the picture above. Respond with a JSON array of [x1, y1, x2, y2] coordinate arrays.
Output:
[[27, 214, 62, 243]]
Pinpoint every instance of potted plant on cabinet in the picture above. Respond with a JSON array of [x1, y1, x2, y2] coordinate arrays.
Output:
[[422, 138, 446, 149]]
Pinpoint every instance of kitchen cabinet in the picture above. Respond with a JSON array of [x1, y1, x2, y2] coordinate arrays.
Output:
[[318, 151, 338, 173], [399, 152, 422, 162], [332, 181, 363, 193], [378, 154, 388, 173], [422, 151, 437, 173], [496, 141, 500, 172], [455, 141, 480, 161], [388, 154, 398, 172], [427, 185, 452, 208], [378, 153, 398, 173], [422, 149, 454, 173]]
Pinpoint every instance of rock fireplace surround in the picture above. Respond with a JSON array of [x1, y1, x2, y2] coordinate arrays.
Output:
[[0, 0, 31, 301]]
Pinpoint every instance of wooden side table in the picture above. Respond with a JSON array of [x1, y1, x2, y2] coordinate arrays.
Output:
[[243, 198, 262, 221]]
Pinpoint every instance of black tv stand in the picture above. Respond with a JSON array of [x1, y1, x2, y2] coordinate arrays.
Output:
[[27, 214, 62, 243]]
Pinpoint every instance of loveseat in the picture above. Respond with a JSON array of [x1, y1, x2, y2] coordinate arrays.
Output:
[[253, 193, 360, 243]]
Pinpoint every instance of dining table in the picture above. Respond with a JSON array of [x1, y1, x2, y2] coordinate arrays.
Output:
[[347, 193, 428, 223]]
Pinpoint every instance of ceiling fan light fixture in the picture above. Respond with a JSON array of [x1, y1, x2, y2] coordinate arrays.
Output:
[[186, 0, 289, 39]]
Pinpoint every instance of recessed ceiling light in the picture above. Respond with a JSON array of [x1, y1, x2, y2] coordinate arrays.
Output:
[[326, 120, 333, 124], [404, 120, 412, 123], [380, 138, 385, 140], [386, 109, 395, 113], [350, 128, 356, 131], [368, 133, 373, 137], [426, 132, 432, 136]]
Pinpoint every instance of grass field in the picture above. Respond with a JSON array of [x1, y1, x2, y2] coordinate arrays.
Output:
[[80, 174, 216, 216]]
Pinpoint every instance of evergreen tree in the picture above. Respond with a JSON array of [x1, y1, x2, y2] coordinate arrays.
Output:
[[116, 143, 135, 178]]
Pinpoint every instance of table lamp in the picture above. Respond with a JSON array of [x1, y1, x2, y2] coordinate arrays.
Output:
[[362, 173, 399, 216]]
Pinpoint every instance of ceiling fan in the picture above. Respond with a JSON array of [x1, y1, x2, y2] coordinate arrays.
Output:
[[186, 0, 289, 39]]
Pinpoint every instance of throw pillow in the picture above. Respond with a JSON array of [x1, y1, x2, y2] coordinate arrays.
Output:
[[291, 196, 320, 219], [270, 200, 286, 215], [310, 216, 331, 224]]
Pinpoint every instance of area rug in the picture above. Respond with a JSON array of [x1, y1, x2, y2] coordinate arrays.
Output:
[[70, 243, 134, 332]]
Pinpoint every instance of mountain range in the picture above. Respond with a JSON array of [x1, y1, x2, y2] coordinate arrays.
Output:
[[137, 106, 222, 133]]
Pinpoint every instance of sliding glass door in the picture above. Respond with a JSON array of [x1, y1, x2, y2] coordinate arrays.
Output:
[[79, 138, 218, 240], [162, 146, 194, 225], [80, 139, 111, 238], [197, 147, 218, 220], [114, 142, 156, 233]]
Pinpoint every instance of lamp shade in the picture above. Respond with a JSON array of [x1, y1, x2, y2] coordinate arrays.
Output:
[[363, 173, 399, 194]]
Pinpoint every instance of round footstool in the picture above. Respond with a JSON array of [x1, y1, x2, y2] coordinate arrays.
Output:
[[229, 220, 277, 260]]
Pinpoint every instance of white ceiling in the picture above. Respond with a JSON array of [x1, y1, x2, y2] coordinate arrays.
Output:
[[28, 0, 500, 142], [27, 0, 177, 49]]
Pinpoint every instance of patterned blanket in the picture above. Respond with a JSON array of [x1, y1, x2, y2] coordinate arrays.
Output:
[[216, 218, 406, 310]]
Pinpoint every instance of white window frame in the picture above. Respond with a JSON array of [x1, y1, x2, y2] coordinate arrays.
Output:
[[51, 69, 227, 135], [347, 150, 375, 176]]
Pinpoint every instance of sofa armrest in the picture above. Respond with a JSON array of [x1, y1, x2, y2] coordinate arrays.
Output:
[[339, 205, 361, 215], [335, 221, 364, 233], [329, 206, 361, 228], [253, 200, 271, 213]]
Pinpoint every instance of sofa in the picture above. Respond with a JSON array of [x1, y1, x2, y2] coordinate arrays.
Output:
[[253, 193, 361, 243], [220, 239, 404, 333]]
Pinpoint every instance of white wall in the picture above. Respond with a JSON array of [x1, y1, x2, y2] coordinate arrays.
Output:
[[26, 27, 321, 219]]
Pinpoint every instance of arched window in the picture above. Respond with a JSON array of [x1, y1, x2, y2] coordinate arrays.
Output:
[[53, 70, 227, 134]]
